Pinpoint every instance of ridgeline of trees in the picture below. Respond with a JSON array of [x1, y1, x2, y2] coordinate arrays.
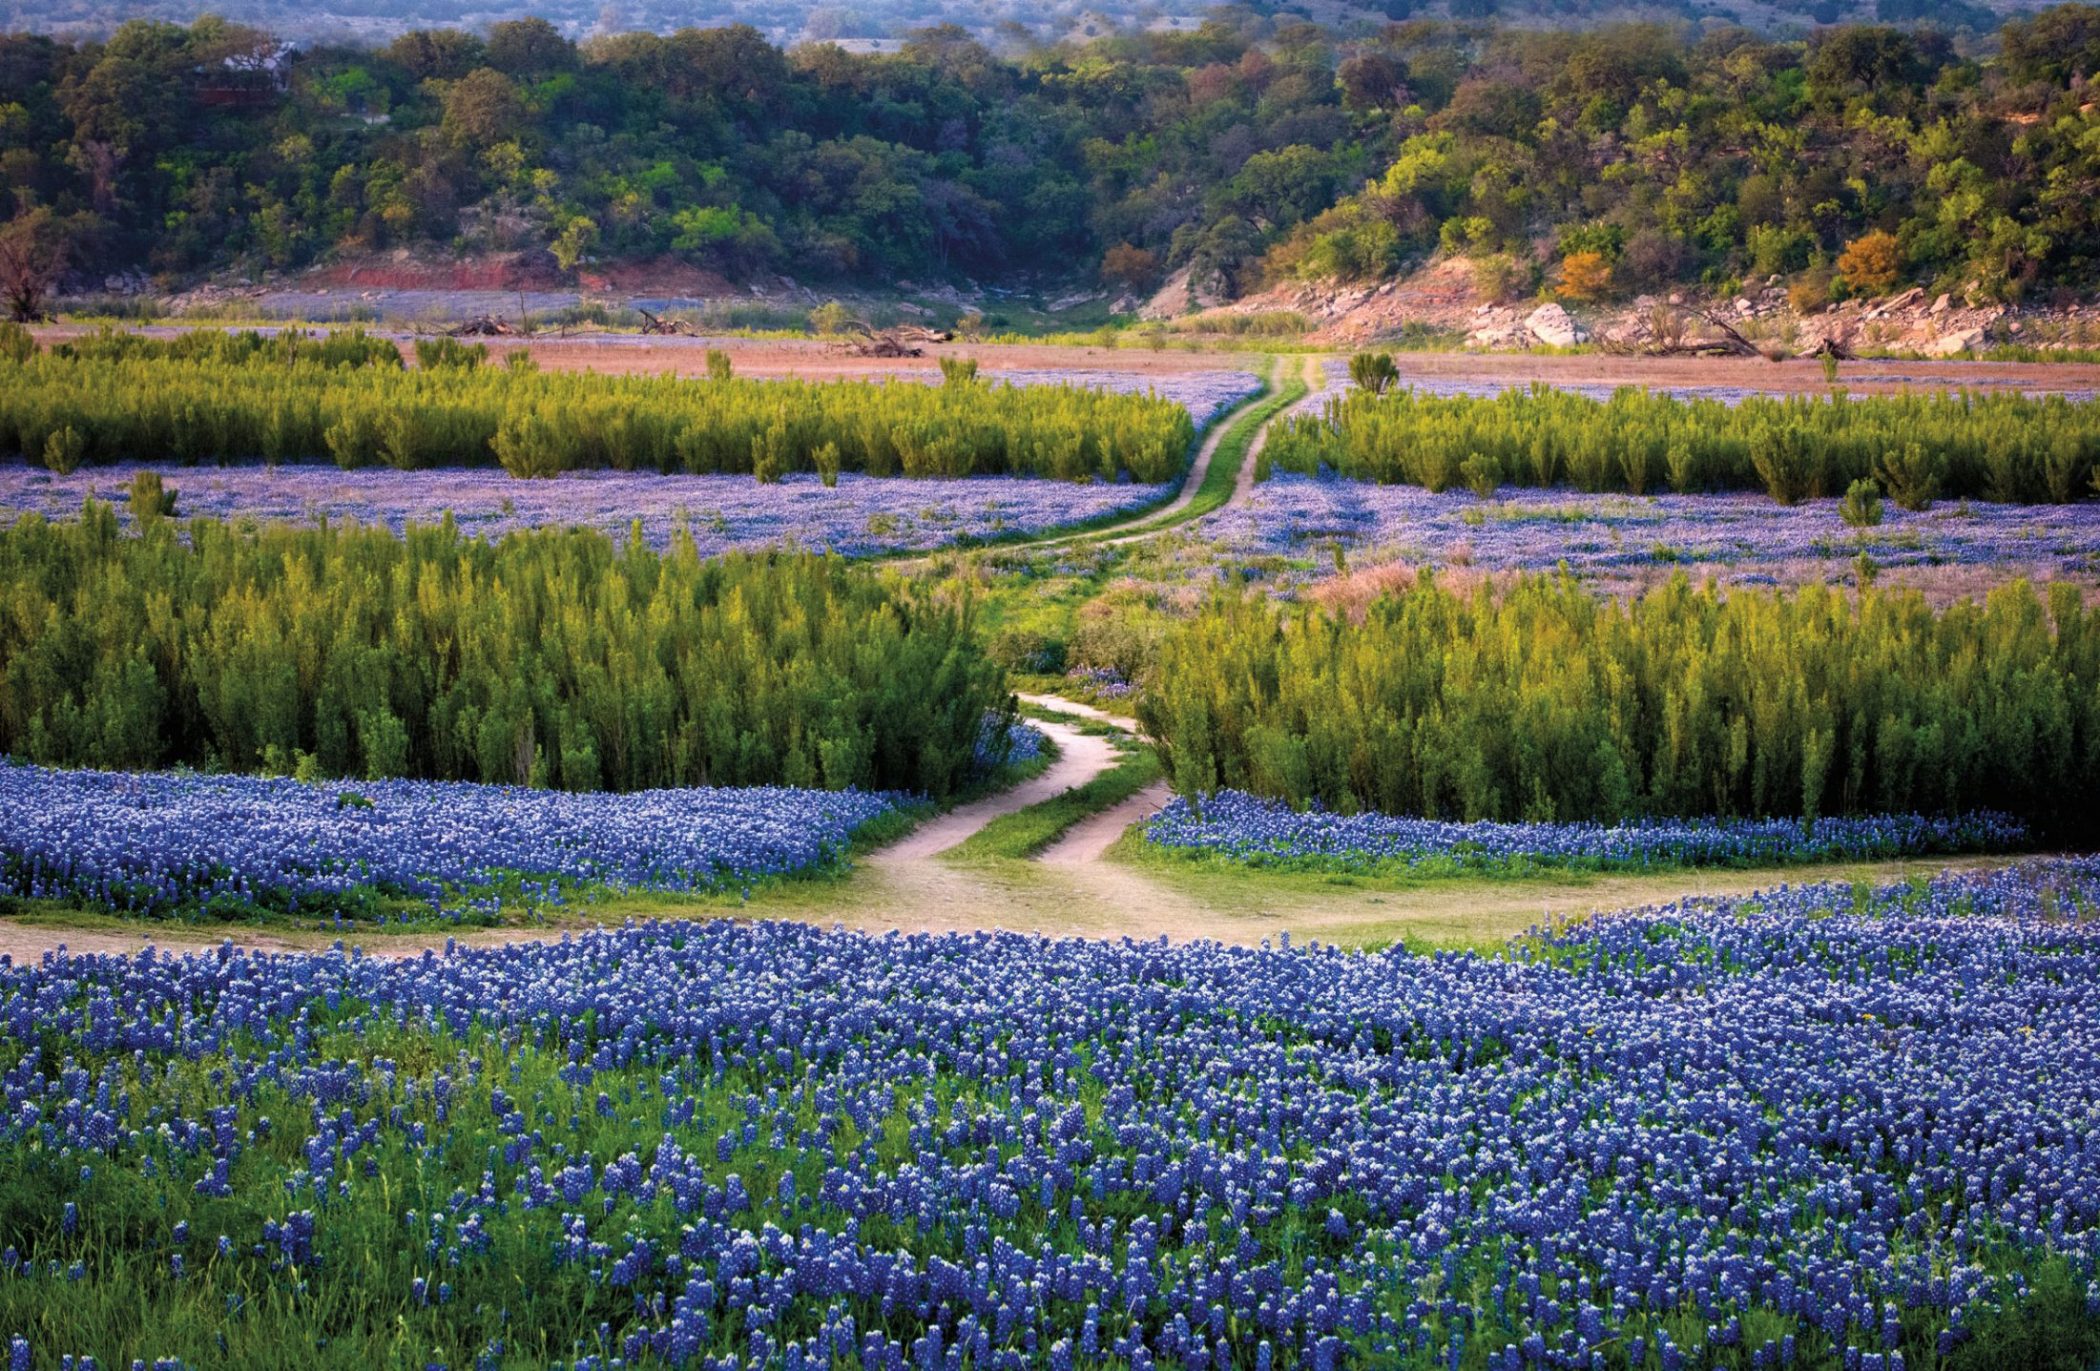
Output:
[[1137, 575, 2100, 834], [1261, 386, 2100, 504], [0, 508, 1010, 796], [0, 329, 1194, 480], [4, 9, 2100, 305]]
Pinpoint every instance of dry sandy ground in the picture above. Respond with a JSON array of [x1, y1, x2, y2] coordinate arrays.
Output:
[[31, 325, 1249, 383], [492, 337, 1249, 383], [34, 324, 2100, 394], [1375, 350, 2100, 397]]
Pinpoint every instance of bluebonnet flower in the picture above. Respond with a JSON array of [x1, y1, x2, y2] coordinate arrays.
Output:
[[0, 762, 904, 921], [1145, 789, 2025, 873], [0, 858, 2095, 1366]]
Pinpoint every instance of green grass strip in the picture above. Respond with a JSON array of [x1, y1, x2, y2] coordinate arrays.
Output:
[[1070, 356, 1307, 541], [942, 743, 1161, 864]]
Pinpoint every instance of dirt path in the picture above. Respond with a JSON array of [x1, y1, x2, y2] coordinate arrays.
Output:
[[1038, 781, 1171, 866], [876, 714, 1119, 861], [1232, 354, 1327, 506], [1014, 692, 1133, 725], [1023, 380, 1255, 554]]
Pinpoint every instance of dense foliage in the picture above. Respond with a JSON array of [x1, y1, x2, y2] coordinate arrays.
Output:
[[1136, 575, 2100, 832], [0, 339, 1196, 482], [6, 10, 2100, 298], [1262, 387, 2100, 504], [0, 761, 903, 921], [1, 864, 2097, 1367], [1144, 789, 2027, 874], [0, 508, 1009, 797]]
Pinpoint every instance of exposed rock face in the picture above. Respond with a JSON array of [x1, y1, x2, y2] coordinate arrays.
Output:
[[1524, 302, 1589, 348], [1922, 328, 1989, 357], [1136, 264, 1228, 320]]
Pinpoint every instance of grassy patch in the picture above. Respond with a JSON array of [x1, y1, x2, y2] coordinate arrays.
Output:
[[943, 742, 1161, 864], [1107, 825, 1617, 891]]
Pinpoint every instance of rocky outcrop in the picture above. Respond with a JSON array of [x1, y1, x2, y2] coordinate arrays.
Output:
[[1137, 264, 1229, 320], [1524, 303, 1589, 348], [1224, 259, 2086, 357]]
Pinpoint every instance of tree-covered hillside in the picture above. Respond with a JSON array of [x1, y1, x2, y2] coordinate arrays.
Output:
[[4, 7, 2100, 304]]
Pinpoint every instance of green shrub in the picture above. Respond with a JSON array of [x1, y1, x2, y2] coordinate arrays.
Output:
[[1877, 442, 1942, 512], [127, 470, 177, 525], [1348, 351, 1398, 397], [1460, 450, 1502, 498], [938, 355, 980, 385], [413, 337, 488, 370], [705, 349, 733, 380], [1839, 477, 1884, 527], [41, 425, 83, 475], [987, 627, 1067, 674]]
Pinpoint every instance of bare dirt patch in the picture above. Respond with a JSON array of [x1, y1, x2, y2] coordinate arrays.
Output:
[[1372, 350, 2100, 398], [488, 336, 1255, 384]]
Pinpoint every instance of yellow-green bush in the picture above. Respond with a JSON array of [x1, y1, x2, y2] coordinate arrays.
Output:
[[1139, 575, 2100, 833], [0, 507, 1007, 799], [2, 332, 1193, 483], [1263, 387, 2100, 505]]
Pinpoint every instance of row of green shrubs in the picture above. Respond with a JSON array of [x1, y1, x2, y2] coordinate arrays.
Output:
[[1, 328, 1193, 484], [1138, 573, 2100, 834], [0, 507, 1008, 798], [1262, 385, 2100, 505]]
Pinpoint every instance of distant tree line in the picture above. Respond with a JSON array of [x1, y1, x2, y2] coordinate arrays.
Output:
[[3, 10, 2100, 302], [0, 508, 1009, 797], [1138, 575, 2100, 835], [0, 330, 1194, 481], [1263, 386, 2100, 505]]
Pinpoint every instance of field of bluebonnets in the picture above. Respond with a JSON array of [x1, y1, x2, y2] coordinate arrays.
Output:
[[6, 326, 2100, 1368], [0, 464, 1178, 558], [1, 862, 2097, 1368], [1142, 792, 2030, 876], [0, 761, 907, 924], [1200, 482, 2100, 595]]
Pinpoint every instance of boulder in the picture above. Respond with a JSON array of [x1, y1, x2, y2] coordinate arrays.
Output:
[[1922, 328, 1987, 357], [1524, 302, 1589, 348], [1467, 323, 1531, 350]]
